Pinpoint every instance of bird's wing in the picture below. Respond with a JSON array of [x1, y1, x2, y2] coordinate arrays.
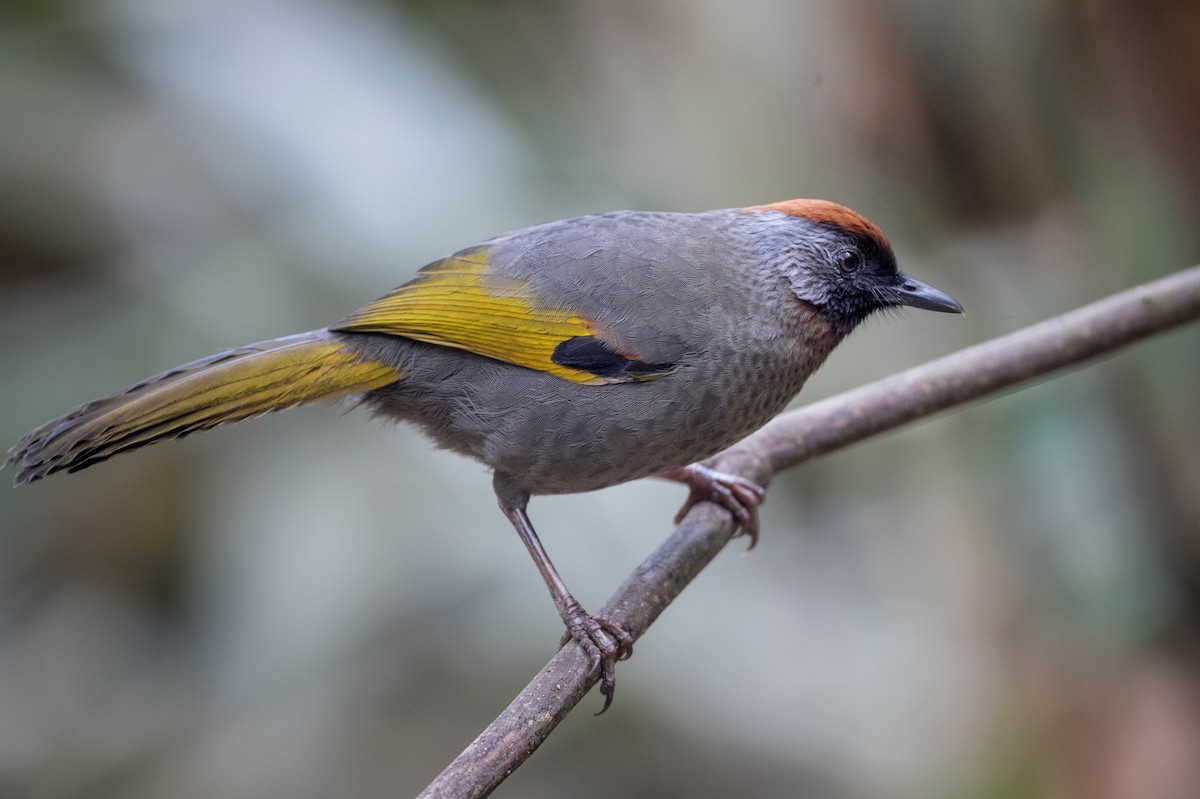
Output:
[[330, 246, 676, 385]]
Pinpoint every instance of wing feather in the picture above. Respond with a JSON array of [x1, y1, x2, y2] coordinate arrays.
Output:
[[332, 246, 672, 385]]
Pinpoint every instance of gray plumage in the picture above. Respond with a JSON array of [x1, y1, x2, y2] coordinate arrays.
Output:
[[350, 209, 845, 494], [6, 200, 963, 710]]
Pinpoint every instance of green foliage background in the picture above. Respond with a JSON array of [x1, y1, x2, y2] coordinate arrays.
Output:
[[1, 2, 1198, 796]]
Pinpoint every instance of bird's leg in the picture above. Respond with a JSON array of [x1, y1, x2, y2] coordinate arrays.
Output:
[[657, 463, 765, 548], [493, 472, 633, 714]]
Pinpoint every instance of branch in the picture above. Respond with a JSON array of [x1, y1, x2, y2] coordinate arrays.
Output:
[[419, 265, 1200, 799]]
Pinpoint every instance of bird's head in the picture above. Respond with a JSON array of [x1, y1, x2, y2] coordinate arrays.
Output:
[[746, 199, 963, 335]]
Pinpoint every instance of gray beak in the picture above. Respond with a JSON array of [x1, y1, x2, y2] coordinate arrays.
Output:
[[891, 277, 964, 314]]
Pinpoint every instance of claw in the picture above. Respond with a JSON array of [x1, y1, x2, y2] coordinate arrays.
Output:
[[662, 464, 765, 549], [558, 602, 633, 714], [494, 475, 635, 714]]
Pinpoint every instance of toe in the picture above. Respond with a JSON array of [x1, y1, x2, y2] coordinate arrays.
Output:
[[668, 464, 766, 541], [559, 606, 633, 714]]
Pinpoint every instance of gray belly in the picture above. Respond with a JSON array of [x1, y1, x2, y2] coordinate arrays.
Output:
[[363, 338, 814, 495]]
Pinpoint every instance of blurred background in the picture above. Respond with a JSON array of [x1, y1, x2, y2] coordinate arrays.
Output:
[[1, 0, 1198, 796]]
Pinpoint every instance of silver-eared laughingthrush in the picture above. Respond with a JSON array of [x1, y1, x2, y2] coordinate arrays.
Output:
[[7, 199, 963, 711]]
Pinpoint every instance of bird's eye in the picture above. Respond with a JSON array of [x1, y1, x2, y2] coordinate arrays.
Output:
[[835, 250, 861, 274]]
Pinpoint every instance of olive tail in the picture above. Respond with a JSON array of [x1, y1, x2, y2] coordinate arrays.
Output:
[[6, 331, 402, 485]]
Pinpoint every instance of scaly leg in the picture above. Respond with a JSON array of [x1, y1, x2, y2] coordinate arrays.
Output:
[[657, 463, 765, 548], [493, 472, 633, 714]]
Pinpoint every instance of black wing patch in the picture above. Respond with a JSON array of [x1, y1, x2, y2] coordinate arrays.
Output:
[[551, 336, 675, 381]]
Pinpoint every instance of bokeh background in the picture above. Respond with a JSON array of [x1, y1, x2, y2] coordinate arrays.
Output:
[[2, 1, 1198, 797]]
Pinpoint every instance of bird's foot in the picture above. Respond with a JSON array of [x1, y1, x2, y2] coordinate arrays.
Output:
[[558, 601, 633, 714], [664, 463, 765, 548]]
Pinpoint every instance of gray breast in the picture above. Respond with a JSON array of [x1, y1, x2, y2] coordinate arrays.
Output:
[[363, 325, 826, 496]]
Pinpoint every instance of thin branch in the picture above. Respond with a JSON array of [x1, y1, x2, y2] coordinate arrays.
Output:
[[419, 265, 1200, 799]]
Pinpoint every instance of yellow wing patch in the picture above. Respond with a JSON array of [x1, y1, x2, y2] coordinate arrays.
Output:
[[332, 248, 652, 385]]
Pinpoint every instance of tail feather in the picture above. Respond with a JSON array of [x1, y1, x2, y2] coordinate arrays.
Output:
[[6, 331, 402, 485]]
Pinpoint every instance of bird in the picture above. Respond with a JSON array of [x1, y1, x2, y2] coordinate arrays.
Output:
[[6, 199, 963, 711]]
